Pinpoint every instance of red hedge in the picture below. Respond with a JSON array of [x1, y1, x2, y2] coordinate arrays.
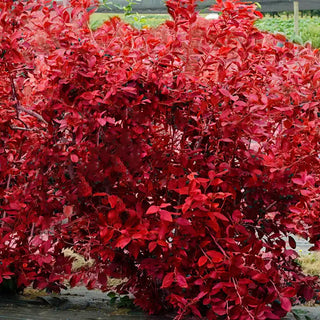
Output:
[[1, 0, 320, 319]]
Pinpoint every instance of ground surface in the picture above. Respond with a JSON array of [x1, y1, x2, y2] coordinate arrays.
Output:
[[0, 287, 172, 320], [1, 286, 320, 320]]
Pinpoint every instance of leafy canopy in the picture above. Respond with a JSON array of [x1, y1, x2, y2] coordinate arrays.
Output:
[[0, 0, 320, 319]]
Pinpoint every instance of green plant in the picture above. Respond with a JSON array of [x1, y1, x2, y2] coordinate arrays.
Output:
[[101, 0, 114, 11], [255, 17, 320, 48], [123, 0, 141, 17], [102, 0, 141, 17], [128, 12, 147, 29], [107, 291, 136, 309], [292, 309, 313, 320], [96, 0, 149, 29], [302, 23, 320, 48], [90, 13, 171, 30]]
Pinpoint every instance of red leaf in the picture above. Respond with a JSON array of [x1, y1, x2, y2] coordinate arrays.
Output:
[[190, 305, 202, 318], [81, 92, 94, 100], [160, 203, 171, 208], [161, 272, 174, 288], [211, 178, 223, 186], [165, 20, 175, 28], [207, 216, 220, 233], [100, 228, 114, 244], [218, 47, 232, 55], [198, 256, 207, 267], [79, 177, 92, 197], [301, 189, 312, 196], [160, 210, 173, 222], [252, 273, 269, 283], [288, 236, 296, 249], [219, 88, 231, 97], [0, 156, 7, 172], [63, 205, 73, 218], [2, 271, 14, 277], [105, 117, 115, 125], [157, 240, 168, 247], [299, 286, 314, 300], [148, 242, 157, 253], [254, 10, 264, 18], [209, 212, 229, 222], [281, 287, 296, 298], [146, 205, 159, 215], [194, 291, 208, 301], [206, 251, 224, 263], [88, 56, 96, 68], [108, 195, 118, 208], [218, 88, 238, 101], [176, 274, 188, 288], [93, 192, 107, 197], [292, 177, 305, 186], [121, 86, 137, 95], [115, 237, 131, 249], [176, 218, 191, 226], [70, 274, 82, 287], [280, 296, 291, 312], [313, 70, 320, 85], [289, 206, 303, 214], [97, 117, 107, 126], [78, 71, 96, 78], [70, 154, 79, 163]]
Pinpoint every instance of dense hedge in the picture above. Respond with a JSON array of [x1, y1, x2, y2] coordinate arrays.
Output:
[[1, 0, 320, 319]]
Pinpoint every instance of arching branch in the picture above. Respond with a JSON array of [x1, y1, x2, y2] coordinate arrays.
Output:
[[6, 65, 48, 126]]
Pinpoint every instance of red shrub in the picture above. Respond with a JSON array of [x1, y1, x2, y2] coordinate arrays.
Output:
[[1, 0, 320, 318]]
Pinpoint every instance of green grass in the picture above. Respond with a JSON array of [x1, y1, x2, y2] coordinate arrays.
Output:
[[90, 13, 320, 48], [90, 13, 171, 30], [255, 17, 320, 48]]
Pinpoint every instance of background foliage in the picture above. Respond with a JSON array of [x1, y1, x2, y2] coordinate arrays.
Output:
[[255, 16, 320, 49], [90, 13, 320, 48]]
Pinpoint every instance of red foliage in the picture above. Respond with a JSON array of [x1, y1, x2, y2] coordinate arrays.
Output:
[[1, 0, 320, 318]]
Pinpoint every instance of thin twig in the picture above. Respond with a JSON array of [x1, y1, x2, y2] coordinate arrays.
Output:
[[6, 174, 12, 190], [206, 226, 228, 257], [6, 64, 48, 125], [2, 175, 12, 228], [232, 277, 242, 304], [68, 163, 75, 180], [265, 201, 277, 212], [9, 125, 34, 131], [16, 117, 29, 128], [17, 105, 48, 125], [30, 222, 35, 237]]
